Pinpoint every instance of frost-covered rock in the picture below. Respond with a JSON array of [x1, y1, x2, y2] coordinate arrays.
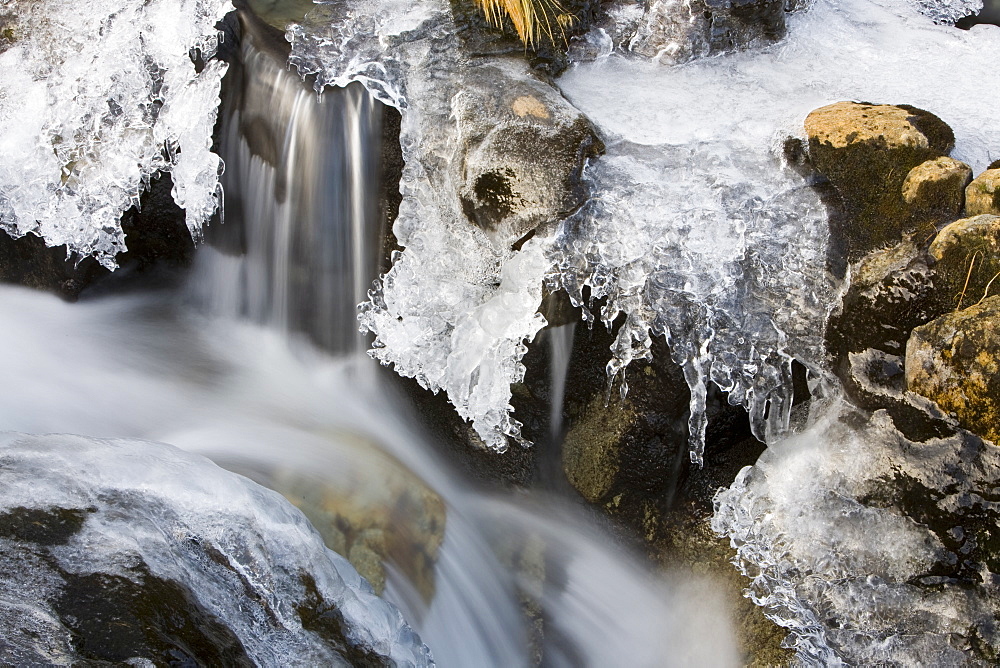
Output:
[[288, 0, 599, 450], [0, 432, 432, 666], [965, 168, 1000, 216], [906, 296, 1000, 444], [571, 0, 789, 65], [455, 57, 603, 244], [714, 402, 1000, 664], [0, 0, 232, 268]]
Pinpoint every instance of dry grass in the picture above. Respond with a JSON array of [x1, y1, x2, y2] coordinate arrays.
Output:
[[472, 0, 577, 48]]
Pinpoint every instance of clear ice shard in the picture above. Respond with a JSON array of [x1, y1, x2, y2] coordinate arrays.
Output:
[[288, 0, 551, 451], [0, 0, 233, 268]]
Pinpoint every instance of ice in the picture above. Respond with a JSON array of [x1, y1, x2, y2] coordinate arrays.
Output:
[[287, 0, 999, 456], [288, 0, 550, 451], [0, 0, 232, 268], [556, 0, 1000, 463], [0, 431, 433, 666], [712, 401, 1000, 664]]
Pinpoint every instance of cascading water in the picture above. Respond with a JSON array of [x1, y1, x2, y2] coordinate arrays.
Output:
[[0, 4, 741, 664], [195, 10, 384, 353], [5, 0, 1000, 663]]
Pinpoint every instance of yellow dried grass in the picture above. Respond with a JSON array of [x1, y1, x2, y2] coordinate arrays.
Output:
[[472, 0, 576, 47]]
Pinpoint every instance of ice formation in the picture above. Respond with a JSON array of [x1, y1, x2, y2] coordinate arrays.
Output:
[[285, 0, 1000, 458], [0, 431, 432, 666], [0, 0, 232, 268], [288, 0, 551, 450], [555, 0, 1000, 462], [713, 402, 1000, 664]]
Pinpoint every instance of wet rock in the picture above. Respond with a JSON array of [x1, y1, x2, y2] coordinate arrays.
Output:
[[827, 237, 941, 361], [965, 168, 1000, 217], [0, 432, 430, 666], [928, 214, 1000, 309], [906, 295, 1000, 444], [631, 0, 786, 64], [805, 101, 955, 258], [253, 439, 447, 603], [576, 0, 788, 65], [902, 156, 972, 224], [0, 172, 195, 299], [455, 57, 604, 246]]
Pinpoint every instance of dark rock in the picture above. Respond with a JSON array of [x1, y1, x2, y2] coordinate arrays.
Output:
[[906, 295, 1000, 444], [585, 0, 788, 65], [455, 57, 604, 246], [0, 172, 195, 299], [805, 101, 955, 259]]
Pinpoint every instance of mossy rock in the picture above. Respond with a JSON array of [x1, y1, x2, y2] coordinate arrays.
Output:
[[805, 101, 954, 259], [928, 214, 1000, 309], [905, 295, 1000, 444], [902, 156, 972, 224], [965, 168, 1000, 217]]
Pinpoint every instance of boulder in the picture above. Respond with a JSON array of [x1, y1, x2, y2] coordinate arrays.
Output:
[[805, 101, 955, 258], [906, 295, 1000, 444], [901, 156, 972, 224], [455, 57, 604, 246], [586, 0, 787, 65], [928, 214, 1000, 308], [965, 168, 1000, 217]]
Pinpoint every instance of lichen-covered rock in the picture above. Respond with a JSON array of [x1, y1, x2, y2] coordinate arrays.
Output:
[[906, 295, 1000, 444], [928, 214, 1000, 308], [902, 156, 972, 224], [965, 168, 1000, 217], [805, 101, 955, 258], [455, 57, 604, 245]]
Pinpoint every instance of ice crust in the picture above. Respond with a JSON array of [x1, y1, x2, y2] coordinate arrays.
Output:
[[289, 0, 999, 457], [0, 0, 232, 268], [556, 0, 1000, 462], [288, 0, 550, 450], [0, 431, 433, 666], [713, 402, 1000, 664]]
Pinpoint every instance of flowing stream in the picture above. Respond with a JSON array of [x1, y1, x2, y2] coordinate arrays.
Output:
[[0, 19, 737, 665]]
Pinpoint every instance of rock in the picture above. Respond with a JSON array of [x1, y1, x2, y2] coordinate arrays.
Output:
[[906, 295, 1000, 444], [0, 432, 431, 667], [901, 156, 972, 224], [258, 437, 447, 603], [0, 172, 195, 299], [928, 214, 1000, 309], [965, 168, 1000, 217], [455, 57, 604, 246], [584, 0, 787, 65], [827, 237, 941, 361], [805, 101, 955, 258]]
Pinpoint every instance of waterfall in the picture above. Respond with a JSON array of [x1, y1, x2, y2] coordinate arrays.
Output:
[[193, 10, 384, 354]]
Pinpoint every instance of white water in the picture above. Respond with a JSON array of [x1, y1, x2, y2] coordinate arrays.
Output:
[[0, 282, 739, 666]]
